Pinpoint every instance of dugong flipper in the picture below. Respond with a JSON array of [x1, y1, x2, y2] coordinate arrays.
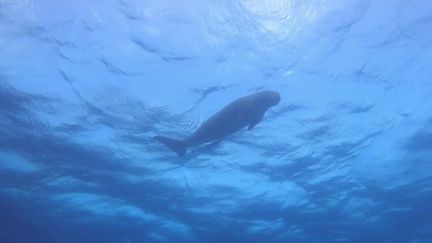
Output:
[[153, 136, 187, 157], [154, 90, 281, 157]]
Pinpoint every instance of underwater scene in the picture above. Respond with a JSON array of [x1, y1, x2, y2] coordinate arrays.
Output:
[[1, 0, 432, 242]]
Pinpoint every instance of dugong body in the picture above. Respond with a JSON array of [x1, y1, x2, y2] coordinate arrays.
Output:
[[154, 90, 281, 157]]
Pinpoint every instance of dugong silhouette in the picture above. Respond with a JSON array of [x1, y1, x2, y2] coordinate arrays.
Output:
[[154, 90, 281, 157]]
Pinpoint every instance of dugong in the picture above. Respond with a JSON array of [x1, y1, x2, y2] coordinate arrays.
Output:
[[154, 90, 281, 157]]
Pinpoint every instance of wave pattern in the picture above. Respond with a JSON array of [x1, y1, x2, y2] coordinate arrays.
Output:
[[1, 0, 432, 242]]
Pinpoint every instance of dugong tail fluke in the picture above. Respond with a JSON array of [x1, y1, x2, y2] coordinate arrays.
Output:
[[153, 136, 186, 157]]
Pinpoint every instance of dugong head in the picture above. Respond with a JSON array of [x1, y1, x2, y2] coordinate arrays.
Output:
[[258, 90, 281, 107]]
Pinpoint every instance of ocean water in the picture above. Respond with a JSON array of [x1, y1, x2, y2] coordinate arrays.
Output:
[[1, 0, 432, 242]]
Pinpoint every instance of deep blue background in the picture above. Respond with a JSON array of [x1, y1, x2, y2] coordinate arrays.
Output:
[[1, 0, 432, 242]]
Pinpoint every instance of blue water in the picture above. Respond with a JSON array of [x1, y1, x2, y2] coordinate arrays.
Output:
[[1, 0, 432, 242]]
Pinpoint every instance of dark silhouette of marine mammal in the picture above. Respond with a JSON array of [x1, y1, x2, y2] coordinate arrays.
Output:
[[153, 90, 281, 157]]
